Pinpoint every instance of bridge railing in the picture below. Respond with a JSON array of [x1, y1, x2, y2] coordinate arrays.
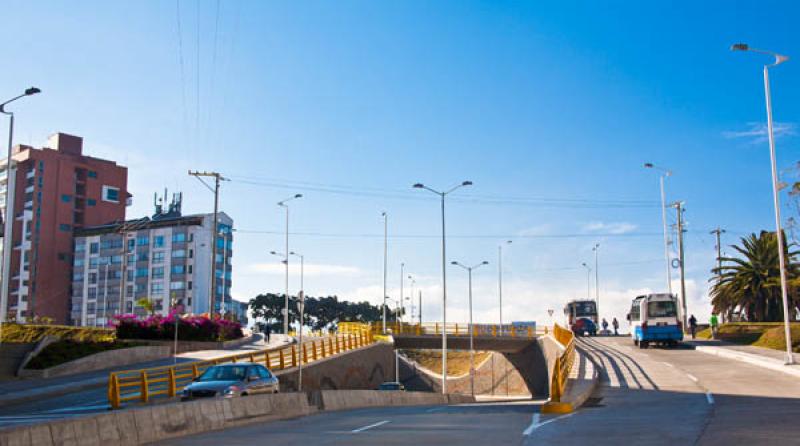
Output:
[[361, 322, 550, 339], [548, 324, 576, 403], [107, 331, 374, 409]]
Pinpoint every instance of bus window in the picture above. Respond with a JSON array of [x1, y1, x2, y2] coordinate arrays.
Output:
[[629, 302, 641, 321], [647, 301, 677, 318]]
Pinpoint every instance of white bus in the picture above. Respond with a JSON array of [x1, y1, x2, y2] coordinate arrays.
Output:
[[627, 293, 683, 349]]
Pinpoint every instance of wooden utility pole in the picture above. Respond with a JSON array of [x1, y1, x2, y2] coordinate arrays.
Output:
[[188, 170, 227, 318], [673, 202, 688, 330]]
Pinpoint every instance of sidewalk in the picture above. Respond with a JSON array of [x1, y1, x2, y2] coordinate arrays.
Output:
[[687, 338, 800, 378], [0, 334, 291, 407]]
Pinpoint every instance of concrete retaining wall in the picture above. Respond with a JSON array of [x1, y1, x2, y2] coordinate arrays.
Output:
[[275, 342, 395, 392], [126, 335, 256, 355], [0, 389, 474, 445], [18, 345, 172, 379], [0, 342, 38, 379]]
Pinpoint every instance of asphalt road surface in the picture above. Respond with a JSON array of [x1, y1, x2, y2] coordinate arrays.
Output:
[[159, 336, 800, 445]]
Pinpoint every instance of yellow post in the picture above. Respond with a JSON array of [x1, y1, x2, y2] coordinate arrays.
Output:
[[435, 323, 439, 335], [455, 324, 459, 336], [279, 349, 286, 369], [511, 326, 516, 338], [303, 343, 309, 364], [291, 345, 297, 367], [492, 325, 497, 337], [108, 374, 120, 409], [312, 341, 318, 361], [167, 368, 176, 398], [140, 371, 149, 403], [528, 327, 533, 339]]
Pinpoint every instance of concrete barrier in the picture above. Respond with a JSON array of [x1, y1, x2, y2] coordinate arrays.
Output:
[[0, 392, 316, 446], [314, 389, 474, 412]]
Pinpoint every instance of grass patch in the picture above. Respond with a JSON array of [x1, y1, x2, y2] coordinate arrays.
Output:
[[1, 323, 114, 343], [25, 340, 143, 370], [699, 323, 800, 353], [403, 349, 492, 376]]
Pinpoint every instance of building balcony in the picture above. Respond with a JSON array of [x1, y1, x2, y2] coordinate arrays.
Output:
[[25, 170, 34, 179], [24, 185, 34, 194]]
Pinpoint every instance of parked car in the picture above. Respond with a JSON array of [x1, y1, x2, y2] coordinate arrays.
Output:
[[378, 381, 405, 391], [181, 363, 279, 400]]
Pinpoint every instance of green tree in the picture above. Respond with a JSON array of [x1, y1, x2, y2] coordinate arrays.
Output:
[[136, 297, 156, 316], [710, 231, 799, 322]]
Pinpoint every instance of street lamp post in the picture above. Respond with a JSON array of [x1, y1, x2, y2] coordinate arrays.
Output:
[[452, 260, 489, 397], [732, 43, 794, 365], [407, 274, 415, 323], [498, 240, 511, 334], [399, 263, 404, 327], [581, 262, 592, 299], [413, 180, 472, 394], [277, 194, 302, 334], [289, 251, 305, 390], [0, 87, 40, 335], [382, 212, 388, 334], [592, 243, 600, 319], [644, 163, 673, 296]]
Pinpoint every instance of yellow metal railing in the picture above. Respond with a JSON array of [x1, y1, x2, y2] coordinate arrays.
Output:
[[107, 331, 373, 409], [363, 322, 549, 339], [549, 324, 576, 403]]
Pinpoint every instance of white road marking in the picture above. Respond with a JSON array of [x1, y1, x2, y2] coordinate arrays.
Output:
[[661, 361, 675, 368], [706, 392, 714, 405], [351, 420, 391, 433], [686, 374, 699, 383], [523, 412, 575, 436], [425, 407, 445, 413]]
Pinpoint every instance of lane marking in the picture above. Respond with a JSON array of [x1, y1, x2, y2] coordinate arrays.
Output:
[[661, 361, 675, 368], [706, 392, 714, 405], [425, 407, 445, 413], [523, 412, 575, 436], [351, 420, 390, 433], [686, 374, 699, 383]]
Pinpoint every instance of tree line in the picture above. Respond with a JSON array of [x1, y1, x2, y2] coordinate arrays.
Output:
[[248, 293, 404, 331], [711, 230, 799, 322]]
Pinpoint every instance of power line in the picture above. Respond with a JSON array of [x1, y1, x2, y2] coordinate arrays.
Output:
[[234, 229, 664, 239]]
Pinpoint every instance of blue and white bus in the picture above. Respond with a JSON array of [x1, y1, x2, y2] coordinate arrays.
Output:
[[627, 293, 683, 348]]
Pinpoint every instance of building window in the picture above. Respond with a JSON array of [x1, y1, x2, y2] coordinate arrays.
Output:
[[111, 255, 123, 264], [127, 270, 134, 281], [172, 250, 186, 258], [75, 242, 86, 252], [152, 267, 164, 279], [74, 258, 84, 267], [136, 236, 149, 246], [89, 272, 97, 284], [88, 170, 97, 178], [150, 282, 164, 295], [102, 185, 120, 203], [88, 288, 97, 300], [90, 243, 99, 254], [171, 265, 185, 275], [89, 257, 99, 268], [73, 272, 84, 281], [127, 239, 135, 252], [135, 268, 148, 278], [137, 252, 148, 262], [188, 265, 193, 274], [87, 199, 96, 206], [61, 194, 72, 203], [136, 283, 146, 293], [59, 224, 71, 232], [188, 281, 192, 290], [172, 233, 186, 243], [170, 281, 185, 291], [153, 236, 164, 248], [152, 251, 165, 263]]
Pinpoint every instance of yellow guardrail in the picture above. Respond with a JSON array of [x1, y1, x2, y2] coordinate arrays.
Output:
[[107, 331, 373, 409], [359, 322, 550, 339], [548, 323, 576, 403]]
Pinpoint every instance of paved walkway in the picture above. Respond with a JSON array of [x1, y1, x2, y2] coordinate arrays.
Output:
[[685, 338, 800, 378], [687, 337, 798, 362]]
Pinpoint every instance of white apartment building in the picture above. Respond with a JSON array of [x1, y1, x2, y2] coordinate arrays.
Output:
[[70, 197, 233, 326]]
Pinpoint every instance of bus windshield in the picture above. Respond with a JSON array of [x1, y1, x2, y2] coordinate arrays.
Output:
[[574, 302, 596, 317], [647, 301, 677, 318]]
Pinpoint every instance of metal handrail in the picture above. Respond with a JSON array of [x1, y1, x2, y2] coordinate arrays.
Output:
[[549, 324, 576, 402]]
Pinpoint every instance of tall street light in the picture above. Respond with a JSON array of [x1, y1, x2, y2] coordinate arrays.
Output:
[[732, 43, 794, 365], [581, 262, 591, 299], [289, 251, 305, 390], [413, 180, 472, 394], [399, 262, 405, 326], [0, 87, 40, 335], [277, 194, 302, 334], [407, 274, 416, 323], [644, 163, 673, 295], [592, 244, 600, 319], [452, 260, 489, 397], [382, 212, 388, 334], [498, 240, 511, 334]]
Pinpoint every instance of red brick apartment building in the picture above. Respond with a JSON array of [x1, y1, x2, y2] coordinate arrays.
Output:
[[0, 133, 128, 324]]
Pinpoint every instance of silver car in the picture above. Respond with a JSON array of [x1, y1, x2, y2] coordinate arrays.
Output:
[[181, 363, 279, 400]]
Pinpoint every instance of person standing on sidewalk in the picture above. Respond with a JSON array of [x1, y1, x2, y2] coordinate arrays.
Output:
[[689, 314, 698, 339], [612, 317, 619, 336], [710, 313, 719, 339], [265, 324, 272, 343], [602, 318, 609, 334]]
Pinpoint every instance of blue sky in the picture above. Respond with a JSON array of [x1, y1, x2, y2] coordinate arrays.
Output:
[[2, 0, 798, 326]]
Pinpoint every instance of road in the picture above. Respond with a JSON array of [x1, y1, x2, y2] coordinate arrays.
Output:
[[157, 336, 800, 445], [0, 333, 290, 428]]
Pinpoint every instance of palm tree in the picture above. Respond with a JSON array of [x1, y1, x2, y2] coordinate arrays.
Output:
[[136, 297, 156, 317], [710, 231, 799, 322]]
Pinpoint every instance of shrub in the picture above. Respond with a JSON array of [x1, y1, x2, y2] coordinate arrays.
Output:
[[113, 313, 243, 342], [0, 323, 114, 343]]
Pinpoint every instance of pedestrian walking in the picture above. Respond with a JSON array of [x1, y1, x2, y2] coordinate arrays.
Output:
[[602, 318, 609, 334], [710, 313, 719, 340], [689, 314, 698, 339], [612, 317, 619, 336], [265, 324, 272, 343]]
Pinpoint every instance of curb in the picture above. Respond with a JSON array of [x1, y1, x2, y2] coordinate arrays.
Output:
[[541, 349, 600, 414], [693, 345, 800, 379]]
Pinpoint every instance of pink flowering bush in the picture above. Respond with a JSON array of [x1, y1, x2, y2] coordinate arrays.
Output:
[[113, 313, 243, 342]]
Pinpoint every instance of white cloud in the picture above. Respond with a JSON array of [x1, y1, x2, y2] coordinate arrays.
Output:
[[247, 262, 362, 277], [516, 224, 552, 237], [723, 122, 797, 144], [582, 221, 638, 235]]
